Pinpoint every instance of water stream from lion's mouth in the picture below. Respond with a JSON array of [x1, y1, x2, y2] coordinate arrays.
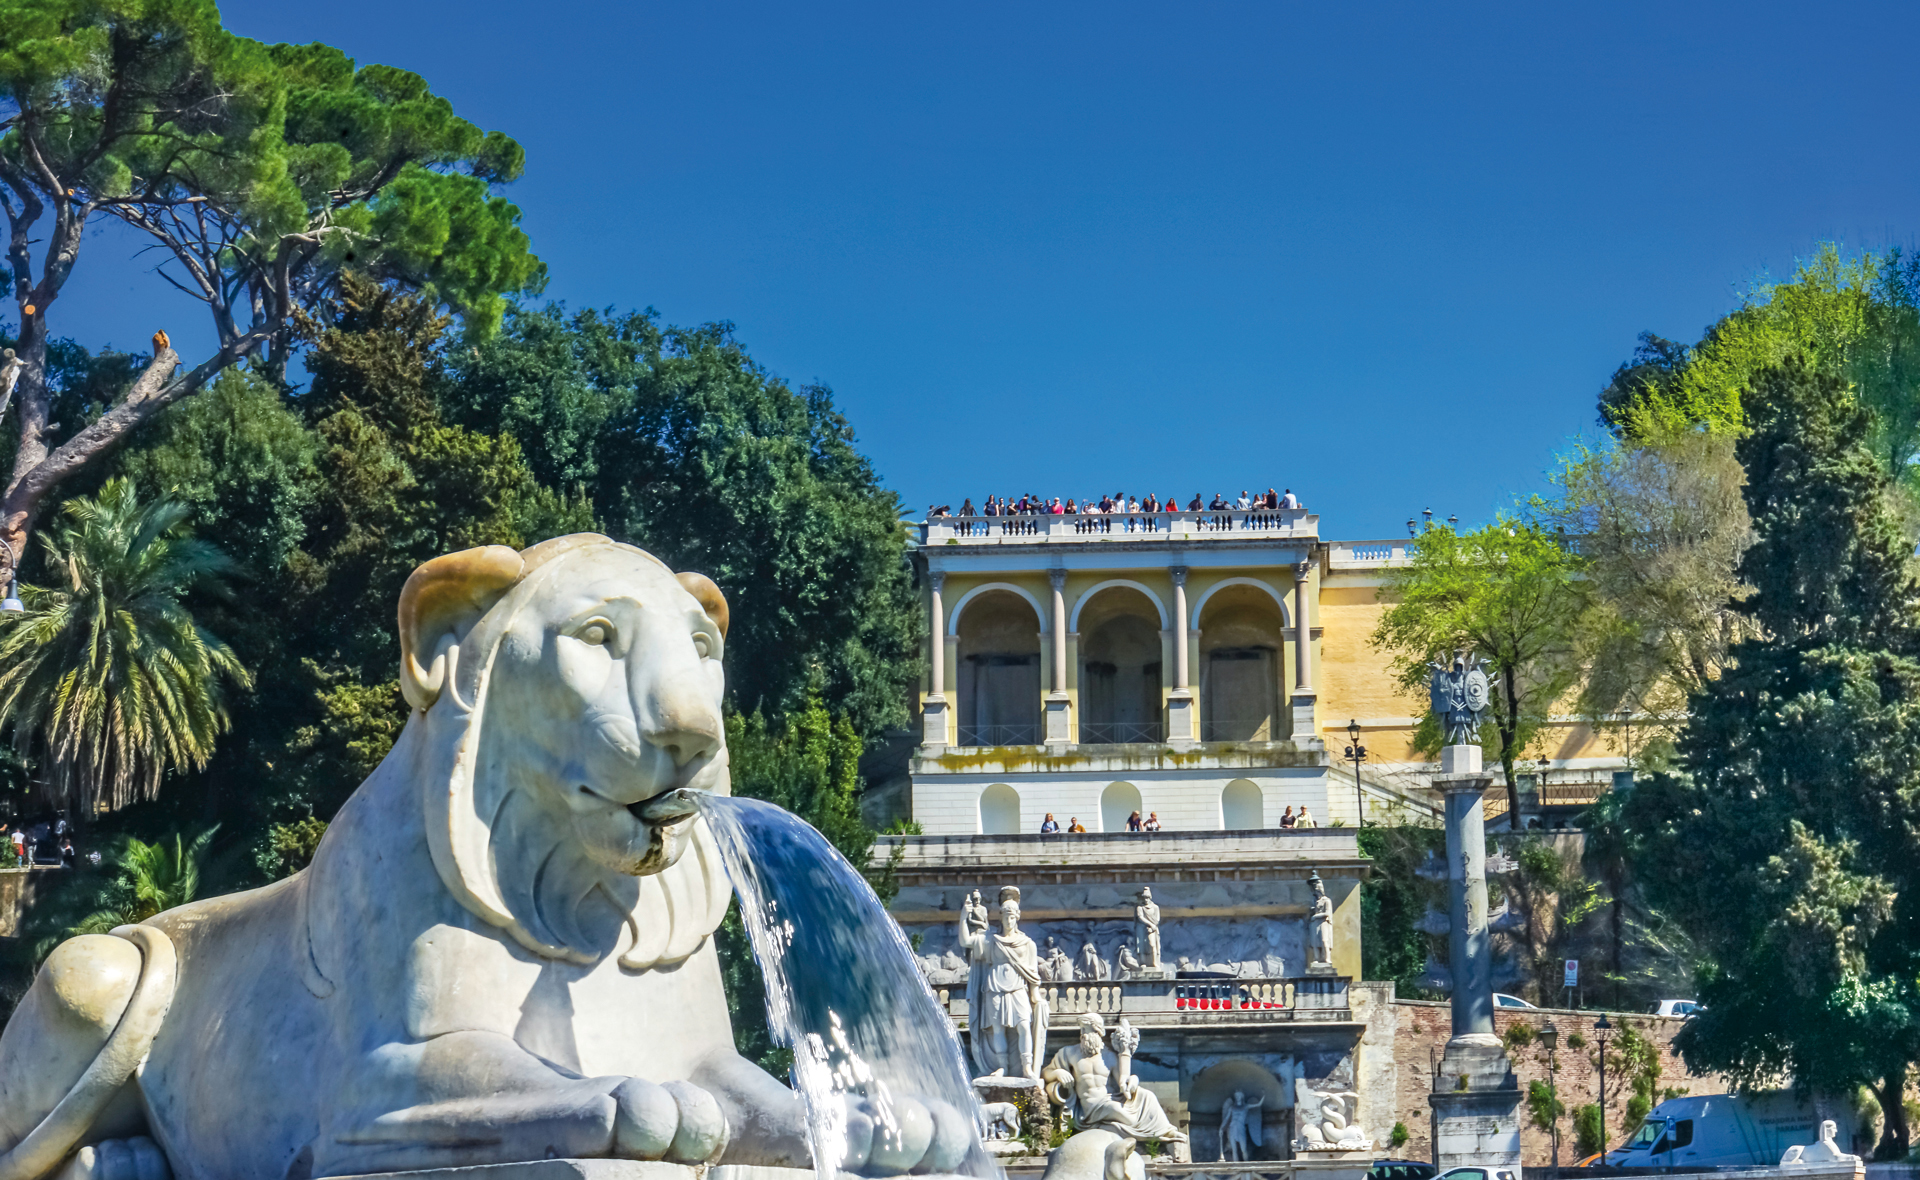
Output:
[[696, 795, 998, 1180]]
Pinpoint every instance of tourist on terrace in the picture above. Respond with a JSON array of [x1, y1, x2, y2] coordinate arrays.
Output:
[[1127, 810, 1143, 832], [1295, 807, 1317, 828], [1280, 488, 1300, 510], [1143, 812, 1161, 831], [1068, 817, 1088, 833], [1040, 813, 1061, 834], [1280, 806, 1295, 828]]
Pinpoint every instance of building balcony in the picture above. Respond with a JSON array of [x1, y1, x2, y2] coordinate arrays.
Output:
[[921, 509, 1316, 547], [926, 974, 1353, 1028]]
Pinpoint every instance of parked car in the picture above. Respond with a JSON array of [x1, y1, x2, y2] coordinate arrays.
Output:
[[1434, 1168, 1518, 1180], [1367, 1161, 1436, 1180], [1602, 1091, 1820, 1168], [1650, 998, 1701, 1018], [1492, 992, 1537, 1009]]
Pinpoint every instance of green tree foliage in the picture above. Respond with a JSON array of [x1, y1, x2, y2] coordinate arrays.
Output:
[[0, 2, 542, 563], [1573, 1103, 1604, 1157], [0, 479, 248, 813], [1356, 824, 1443, 996], [1627, 360, 1920, 1158], [1539, 432, 1753, 767], [1372, 520, 1587, 820], [73, 827, 216, 933], [255, 815, 326, 880], [450, 308, 921, 739]]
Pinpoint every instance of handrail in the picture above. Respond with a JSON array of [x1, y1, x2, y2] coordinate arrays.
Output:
[[922, 509, 1315, 544]]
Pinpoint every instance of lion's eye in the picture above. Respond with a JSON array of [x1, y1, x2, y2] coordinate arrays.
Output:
[[694, 633, 713, 660], [580, 622, 611, 646]]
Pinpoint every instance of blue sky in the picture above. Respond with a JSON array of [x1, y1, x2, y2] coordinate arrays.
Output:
[[43, 1, 1920, 539]]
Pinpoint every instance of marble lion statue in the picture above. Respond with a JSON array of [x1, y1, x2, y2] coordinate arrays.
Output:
[[0, 535, 972, 1180]]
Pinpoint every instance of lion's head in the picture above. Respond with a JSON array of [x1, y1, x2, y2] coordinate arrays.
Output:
[[395, 534, 735, 969]]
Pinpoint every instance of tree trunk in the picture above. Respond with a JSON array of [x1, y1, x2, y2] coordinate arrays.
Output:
[[1876, 1068, 1911, 1160]]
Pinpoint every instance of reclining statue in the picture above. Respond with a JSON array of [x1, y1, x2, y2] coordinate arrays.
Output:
[[0, 536, 972, 1180]]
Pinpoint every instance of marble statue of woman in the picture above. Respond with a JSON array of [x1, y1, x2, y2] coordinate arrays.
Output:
[[1307, 871, 1334, 969], [1043, 1014, 1187, 1145], [958, 886, 1049, 1078]]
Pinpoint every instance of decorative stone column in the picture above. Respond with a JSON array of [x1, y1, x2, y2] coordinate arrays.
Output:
[[1429, 742, 1523, 1173], [1289, 560, 1320, 746], [922, 572, 948, 749], [1167, 566, 1194, 748], [1045, 568, 1072, 746]]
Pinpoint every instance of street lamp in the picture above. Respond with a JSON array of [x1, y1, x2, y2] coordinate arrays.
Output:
[[1423, 508, 1433, 529], [1594, 1013, 1614, 1159], [1344, 720, 1368, 826], [0, 537, 21, 613], [1406, 517, 1417, 539], [1541, 1020, 1561, 1171]]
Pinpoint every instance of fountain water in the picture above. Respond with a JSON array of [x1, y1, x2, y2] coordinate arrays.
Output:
[[697, 794, 1001, 1180]]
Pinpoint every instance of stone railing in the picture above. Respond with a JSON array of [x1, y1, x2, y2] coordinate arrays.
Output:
[[1326, 538, 1413, 569], [921, 509, 1316, 546], [933, 975, 1350, 1023]]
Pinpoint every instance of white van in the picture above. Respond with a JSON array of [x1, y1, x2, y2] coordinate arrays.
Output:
[[1603, 1092, 1822, 1168]]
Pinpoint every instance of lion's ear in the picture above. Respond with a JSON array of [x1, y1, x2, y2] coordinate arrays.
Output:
[[676, 571, 729, 637], [399, 546, 526, 709]]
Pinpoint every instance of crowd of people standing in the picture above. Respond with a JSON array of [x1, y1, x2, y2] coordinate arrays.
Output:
[[929, 488, 1302, 535], [0, 815, 90, 867]]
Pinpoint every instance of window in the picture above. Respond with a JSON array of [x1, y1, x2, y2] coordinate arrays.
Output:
[[1100, 782, 1142, 832], [1670, 1120, 1693, 1150], [979, 784, 1021, 835], [1221, 780, 1263, 829]]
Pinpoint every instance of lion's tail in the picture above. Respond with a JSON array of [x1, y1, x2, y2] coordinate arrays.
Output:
[[0, 926, 177, 1180]]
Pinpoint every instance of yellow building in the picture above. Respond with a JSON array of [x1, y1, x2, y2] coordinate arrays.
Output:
[[901, 507, 1624, 834]]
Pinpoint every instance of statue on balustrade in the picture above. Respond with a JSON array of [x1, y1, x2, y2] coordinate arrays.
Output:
[[958, 885, 1050, 1079], [1307, 871, 1335, 971], [1043, 1014, 1187, 1146], [1134, 888, 1162, 970]]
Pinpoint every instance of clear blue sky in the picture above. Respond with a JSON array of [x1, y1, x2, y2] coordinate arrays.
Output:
[[45, 1, 1920, 539]]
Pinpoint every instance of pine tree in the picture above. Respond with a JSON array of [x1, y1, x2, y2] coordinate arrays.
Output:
[[1628, 359, 1920, 1157]]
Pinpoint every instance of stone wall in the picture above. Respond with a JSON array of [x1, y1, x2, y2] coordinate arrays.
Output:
[[1385, 999, 1731, 1166], [0, 868, 44, 938]]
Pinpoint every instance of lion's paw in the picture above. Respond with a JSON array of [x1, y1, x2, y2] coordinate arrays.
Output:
[[57, 1137, 170, 1180], [613, 1077, 729, 1164], [842, 1094, 972, 1177]]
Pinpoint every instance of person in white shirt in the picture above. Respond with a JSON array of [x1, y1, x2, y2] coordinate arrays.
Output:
[[1279, 488, 1300, 510]]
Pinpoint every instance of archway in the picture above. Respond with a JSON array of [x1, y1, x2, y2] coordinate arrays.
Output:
[[1189, 1059, 1291, 1162], [1222, 779, 1263, 829], [955, 589, 1042, 746], [1079, 590, 1164, 744], [1100, 781, 1143, 833], [980, 783, 1021, 835], [1199, 584, 1287, 742]]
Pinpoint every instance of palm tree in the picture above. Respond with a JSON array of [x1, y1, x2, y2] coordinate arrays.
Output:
[[0, 479, 251, 814], [74, 828, 218, 933]]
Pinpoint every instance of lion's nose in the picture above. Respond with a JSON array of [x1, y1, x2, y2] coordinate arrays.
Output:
[[643, 714, 721, 769]]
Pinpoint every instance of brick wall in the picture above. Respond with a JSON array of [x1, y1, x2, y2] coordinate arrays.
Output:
[[1387, 1000, 1731, 1166]]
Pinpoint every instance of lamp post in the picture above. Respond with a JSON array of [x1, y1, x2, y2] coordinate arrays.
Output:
[[1345, 719, 1367, 827], [1594, 1014, 1613, 1160], [1541, 1020, 1561, 1172], [0, 537, 21, 612]]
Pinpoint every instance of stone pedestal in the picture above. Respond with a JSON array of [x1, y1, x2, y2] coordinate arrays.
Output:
[[922, 695, 948, 749], [1289, 692, 1321, 747], [1045, 694, 1073, 746], [1167, 691, 1195, 749], [1430, 1081, 1524, 1176], [1304, 961, 1338, 976]]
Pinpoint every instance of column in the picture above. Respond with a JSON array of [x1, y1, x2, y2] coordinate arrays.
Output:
[[1167, 566, 1194, 748], [922, 572, 948, 748], [1045, 568, 1072, 745], [1289, 559, 1319, 746]]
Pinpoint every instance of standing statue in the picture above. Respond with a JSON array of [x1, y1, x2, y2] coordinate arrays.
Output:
[[1429, 650, 1492, 745], [1219, 1090, 1265, 1162], [1135, 887, 1162, 970], [1043, 1014, 1187, 1146], [959, 885, 1051, 1078], [964, 889, 988, 1019], [1307, 871, 1334, 969]]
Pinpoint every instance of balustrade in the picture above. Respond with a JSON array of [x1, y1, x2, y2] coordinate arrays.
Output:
[[922, 509, 1312, 545], [938, 975, 1349, 1021]]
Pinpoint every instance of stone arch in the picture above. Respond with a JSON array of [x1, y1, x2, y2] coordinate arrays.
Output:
[[1100, 781, 1143, 833], [1078, 584, 1166, 743], [1069, 579, 1169, 631], [947, 582, 1048, 635], [979, 784, 1022, 835], [1189, 1059, 1291, 1163], [1222, 779, 1263, 830], [1199, 584, 1289, 742], [1191, 576, 1291, 627], [954, 588, 1043, 746]]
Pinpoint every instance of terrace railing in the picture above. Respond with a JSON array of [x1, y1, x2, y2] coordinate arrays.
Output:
[[922, 509, 1314, 546]]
